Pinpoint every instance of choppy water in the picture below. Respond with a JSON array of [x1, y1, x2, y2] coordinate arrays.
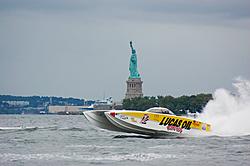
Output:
[[0, 115, 250, 166]]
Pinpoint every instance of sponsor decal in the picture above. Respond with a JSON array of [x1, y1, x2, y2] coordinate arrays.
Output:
[[167, 125, 183, 133], [202, 124, 206, 130], [130, 117, 137, 123], [118, 114, 128, 120], [140, 114, 149, 124], [159, 117, 192, 130], [192, 120, 201, 128], [207, 124, 211, 129]]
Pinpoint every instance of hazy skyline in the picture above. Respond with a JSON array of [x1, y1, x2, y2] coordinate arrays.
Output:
[[0, 0, 250, 100]]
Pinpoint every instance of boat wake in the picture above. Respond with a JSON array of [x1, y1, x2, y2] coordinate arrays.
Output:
[[198, 77, 250, 137], [58, 127, 86, 131]]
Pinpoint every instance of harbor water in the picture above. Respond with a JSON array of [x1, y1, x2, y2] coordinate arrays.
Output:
[[0, 115, 250, 166]]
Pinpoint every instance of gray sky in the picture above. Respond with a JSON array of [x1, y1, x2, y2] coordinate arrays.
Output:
[[0, 0, 250, 100]]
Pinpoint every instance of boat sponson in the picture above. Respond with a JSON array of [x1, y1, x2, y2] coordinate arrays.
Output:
[[105, 112, 178, 136], [83, 110, 124, 132]]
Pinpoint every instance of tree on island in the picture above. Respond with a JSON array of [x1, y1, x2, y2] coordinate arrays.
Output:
[[122, 93, 212, 114]]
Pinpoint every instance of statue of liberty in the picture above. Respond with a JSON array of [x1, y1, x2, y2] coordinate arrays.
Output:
[[125, 41, 143, 99], [129, 41, 140, 78]]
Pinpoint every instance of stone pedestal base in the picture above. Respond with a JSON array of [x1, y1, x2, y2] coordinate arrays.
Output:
[[125, 78, 143, 99]]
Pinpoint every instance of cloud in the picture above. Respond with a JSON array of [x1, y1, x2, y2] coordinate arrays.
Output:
[[1, 0, 250, 25]]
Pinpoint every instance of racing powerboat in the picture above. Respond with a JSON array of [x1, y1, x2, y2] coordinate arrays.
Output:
[[84, 107, 211, 136]]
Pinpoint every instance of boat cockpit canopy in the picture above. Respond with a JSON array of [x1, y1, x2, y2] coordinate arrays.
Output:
[[145, 107, 175, 115]]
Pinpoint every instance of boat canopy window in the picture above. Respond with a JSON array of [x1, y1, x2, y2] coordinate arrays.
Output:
[[145, 107, 175, 115]]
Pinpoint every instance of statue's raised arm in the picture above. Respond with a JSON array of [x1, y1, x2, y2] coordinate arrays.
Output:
[[130, 41, 133, 49], [130, 41, 136, 54]]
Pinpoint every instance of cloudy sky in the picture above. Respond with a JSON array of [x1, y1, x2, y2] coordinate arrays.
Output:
[[0, 0, 250, 100]]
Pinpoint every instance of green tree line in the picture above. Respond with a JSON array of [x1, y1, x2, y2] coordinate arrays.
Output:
[[122, 94, 212, 115]]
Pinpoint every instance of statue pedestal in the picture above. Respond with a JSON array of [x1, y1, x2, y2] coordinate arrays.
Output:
[[125, 78, 143, 99]]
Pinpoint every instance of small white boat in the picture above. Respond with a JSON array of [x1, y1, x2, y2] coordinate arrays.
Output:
[[84, 107, 211, 136]]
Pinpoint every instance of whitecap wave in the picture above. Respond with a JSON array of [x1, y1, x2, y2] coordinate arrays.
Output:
[[0, 126, 37, 131], [0, 152, 176, 162], [66, 144, 122, 149]]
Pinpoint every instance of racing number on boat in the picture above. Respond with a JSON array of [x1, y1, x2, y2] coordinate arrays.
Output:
[[140, 114, 149, 124]]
